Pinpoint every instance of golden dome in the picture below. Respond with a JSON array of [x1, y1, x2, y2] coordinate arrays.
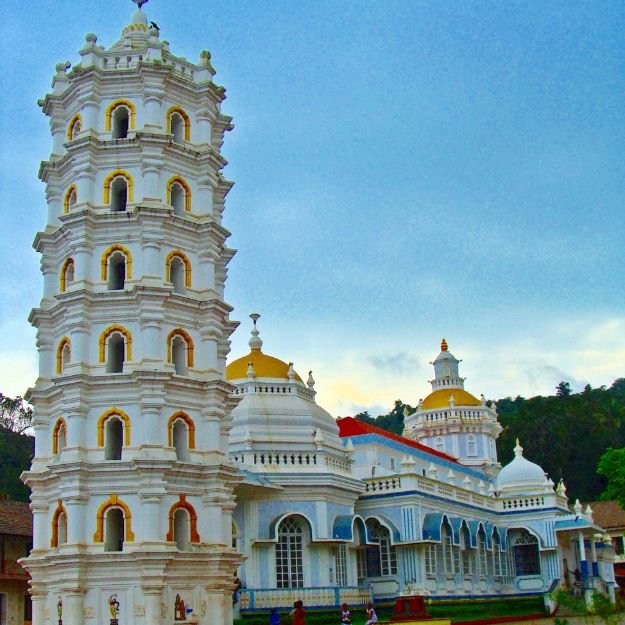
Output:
[[226, 350, 303, 382], [421, 388, 480, 410]]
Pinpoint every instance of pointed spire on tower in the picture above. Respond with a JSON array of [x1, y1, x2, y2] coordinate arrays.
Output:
[[441, 338, 448, 352], [249, 313, 263, 351], [514, 438, 524, 457]]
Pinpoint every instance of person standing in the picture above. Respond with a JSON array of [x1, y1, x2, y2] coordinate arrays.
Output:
[[365, 602, 377, 625]]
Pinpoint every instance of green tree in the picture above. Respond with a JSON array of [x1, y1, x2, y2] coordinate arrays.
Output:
[[597, 448, 625, 510], [0, 394, 33, 434], [556, 381, 572, 397]]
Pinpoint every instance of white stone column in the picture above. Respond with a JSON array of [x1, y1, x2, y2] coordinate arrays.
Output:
[[143, 589, 163, 625], [141, 236, 161, 278], [63, 589, 84, 625], [81, 97, 99, 132], [204, 592, 226, 625], [196, 111, 212, 145], [142, 164, 161, 202], [65, 498, 86, 545], [30, 588, 46, 625], [143, 94, 163, 130], [31, 502, 48, 551]]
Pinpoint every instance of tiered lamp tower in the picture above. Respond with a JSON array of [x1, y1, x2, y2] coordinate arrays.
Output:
[[403, 340, 502, 476], [22, 2, 242, 624]]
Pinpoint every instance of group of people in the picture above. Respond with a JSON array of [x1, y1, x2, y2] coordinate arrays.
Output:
[[269, 601, 377, 625]]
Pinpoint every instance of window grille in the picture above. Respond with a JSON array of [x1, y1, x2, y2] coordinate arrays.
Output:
[[276, 517, 304, 588]]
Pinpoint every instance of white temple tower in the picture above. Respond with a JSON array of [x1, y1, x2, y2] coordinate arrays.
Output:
[[403, 339, 502, 475], [22, 3, 242, 624]]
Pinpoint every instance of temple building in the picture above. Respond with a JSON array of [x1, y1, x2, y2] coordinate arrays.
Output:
[[226, 321, 617, 614], [22, 4, 616, 625]]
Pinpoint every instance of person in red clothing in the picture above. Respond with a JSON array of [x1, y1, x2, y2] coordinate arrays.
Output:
[[292, 600, 305, 625]]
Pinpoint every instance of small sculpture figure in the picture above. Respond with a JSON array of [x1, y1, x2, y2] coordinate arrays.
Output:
[[174, 594, 186, 621], [109, 594, 120, 625], [57, 597, 63, 625]]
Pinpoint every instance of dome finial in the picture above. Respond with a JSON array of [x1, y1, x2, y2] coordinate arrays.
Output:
[[132, 0, 149, 8], [514, 438, 524, 456], [248, 313, 263, 351], [441, 338, 448, 352]]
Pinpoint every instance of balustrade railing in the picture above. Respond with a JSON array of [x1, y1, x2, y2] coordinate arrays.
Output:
[[239, 586, 371, 611]]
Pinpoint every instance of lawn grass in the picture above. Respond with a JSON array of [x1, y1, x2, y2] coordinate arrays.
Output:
[[235, 596, 546, 625]]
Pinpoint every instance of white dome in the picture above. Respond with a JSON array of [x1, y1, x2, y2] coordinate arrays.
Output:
[[496, 440, 549, 495]]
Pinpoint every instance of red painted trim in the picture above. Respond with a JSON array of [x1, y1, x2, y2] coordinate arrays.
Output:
[[337, 416, 460, 464]]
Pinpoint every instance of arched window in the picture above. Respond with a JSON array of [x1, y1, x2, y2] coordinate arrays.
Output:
[[105, 99, 136, 138], [105, 508, 125, 551], [364, 518, 397, 577], [441, 521, 454, 575], [166, 250, 192, 294], [51, 501, 68, 548], [63, 185, 77, 214], [99, 325, 132, 373], [467, 434, 477, 457], [167, 176, 191, 215], [167, 329, 194, 375], [510, 529, 541, 576], [493, 531, 505, 580], [166, 495, 200, 550], [276, 516, 307, 588], [101, 244, 133, 289], [461, 524, 474, 576], [67, 114, 82, 141], [93, 495, 134, 550], [56, 337, 71, 374], [168, 412, 196, 461], [434, 436, 445, 453], [103, 170, 134, 211], [60, 258, 75, 292], [442, 366, 451, 378], [108, 252, 126, 289], [97, 408, 131, 460], [52, 418, 67, 455], [167, 106, 191, 143], [477, 527, 488, 578]]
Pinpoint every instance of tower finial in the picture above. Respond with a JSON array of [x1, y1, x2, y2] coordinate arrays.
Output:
[[441, 338, 448, 352], [514, 438, 523, 456], [132, 0, 149, 8], [248, 313, 263, 351]]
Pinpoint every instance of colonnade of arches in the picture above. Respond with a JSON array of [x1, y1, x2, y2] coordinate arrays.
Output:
[[51, 408, 196, 462], [60, 246, 191, 294], [49, 494, 201, 552], [54, 325, 194, 376], [61, 170, 193, 214]]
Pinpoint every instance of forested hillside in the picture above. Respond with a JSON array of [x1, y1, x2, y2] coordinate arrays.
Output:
[[356, 379, 625, 502], [0, 428, 34, 502]]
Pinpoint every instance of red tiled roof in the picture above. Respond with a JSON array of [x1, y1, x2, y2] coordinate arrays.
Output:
[[337, 416, 459, 464], [0, 499, 32, 537], [588, 500, 625, 531]]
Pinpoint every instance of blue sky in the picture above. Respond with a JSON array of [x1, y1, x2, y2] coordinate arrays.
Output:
[[1, 0, 623, 417]]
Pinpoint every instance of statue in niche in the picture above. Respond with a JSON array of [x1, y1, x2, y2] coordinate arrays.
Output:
[[108, 594, 120, 625], [174, 594, 186, 621]]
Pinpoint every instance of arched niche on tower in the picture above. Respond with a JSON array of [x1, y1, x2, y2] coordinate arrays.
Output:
[[59, 258, 75, 293], [166, 106, 191, 143], [166, 176, 191, 215], [101, 244, 133, 290], [63, 185, 77, 214], [167, 411, 196, 460], [56, 337, 71, 374], [51, 500, 68, 548], [52, 418, 67, 455], [98, 325, 133, 373], [67, 114, 82, 141], [166, 250, 192, 294], [93, 495, 135, 551], [103, 170, 134, 211], [166, 495, 200, 549], [105, 99, 136, 139], [167, 329, 194, 375], [97, 408, 131, 460]]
